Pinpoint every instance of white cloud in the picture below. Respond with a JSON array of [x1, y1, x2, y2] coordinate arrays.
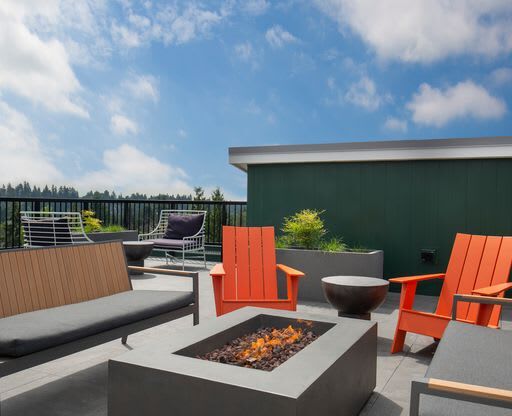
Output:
[[111, 3, 227, 48], [78, 144, 192, 195], [242, 0, 270, 16], [490, 67, 512, 86], [314, 0, 512, 63], [122, 74, 159, 102], [407, 80, 507, 127], [344, 76, 390, 111], [0, 101, 62, 185], [110, 114, 139, 135], [234, 42, 255, 62], [111, 21, 141, 48], [265, 25, 298, 48], [384, 117, 408, 133], [0, 1, 89, 117]]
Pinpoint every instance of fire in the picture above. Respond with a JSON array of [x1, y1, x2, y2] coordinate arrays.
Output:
[[237, 325, 303, 363]]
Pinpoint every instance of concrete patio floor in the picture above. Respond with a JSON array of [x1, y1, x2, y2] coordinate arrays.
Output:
[[1, 258, 508, 415]]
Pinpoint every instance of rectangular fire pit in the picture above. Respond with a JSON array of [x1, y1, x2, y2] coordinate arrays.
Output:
[[108, 307, 377, 416]]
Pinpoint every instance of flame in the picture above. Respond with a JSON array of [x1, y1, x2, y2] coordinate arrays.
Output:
[[236, 325, 303, 363]]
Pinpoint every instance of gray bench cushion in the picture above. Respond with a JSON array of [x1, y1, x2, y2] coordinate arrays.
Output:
[[420, 321, 512, 416], [0, 290, 194, 357]]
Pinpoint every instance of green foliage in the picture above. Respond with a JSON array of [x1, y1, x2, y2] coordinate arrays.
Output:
[[210, 187, 224, 201], [349, 244, 370, 253], [81, 210, 126, 233], [100, 225, 126, 232], [319, 237, 348, 252], [82, 210, 102, 233], [193, 186, 206, 201], [281, 209, 327, 250], [277, 209, 362, 252]]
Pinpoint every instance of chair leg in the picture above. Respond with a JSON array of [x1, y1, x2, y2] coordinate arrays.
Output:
[[193, 310, 199, 325], [121, 335, 128, 345], [203, 248, 206, 269], [391, 328, 407, 354], [182, 250, 185, 270]]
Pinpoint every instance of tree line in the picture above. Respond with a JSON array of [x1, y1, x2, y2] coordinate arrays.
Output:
[[0, 182, 224, 201]]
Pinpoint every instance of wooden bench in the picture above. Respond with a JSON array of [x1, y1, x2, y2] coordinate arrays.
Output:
[[0, 241, 199, 377]]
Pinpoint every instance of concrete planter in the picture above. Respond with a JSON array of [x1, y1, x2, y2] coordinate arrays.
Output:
[[276, 248, 384, 303], [87, 230, 138, 242]]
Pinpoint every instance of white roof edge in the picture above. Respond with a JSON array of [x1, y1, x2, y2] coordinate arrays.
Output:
[[229, 136, 512, 171]]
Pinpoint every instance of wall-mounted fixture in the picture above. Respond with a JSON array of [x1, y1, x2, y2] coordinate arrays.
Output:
[[420, 249, 436, 264]]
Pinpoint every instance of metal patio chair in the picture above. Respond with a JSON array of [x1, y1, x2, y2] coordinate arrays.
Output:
[[139, 209, 207, 270], [20, 211, 92, 247]]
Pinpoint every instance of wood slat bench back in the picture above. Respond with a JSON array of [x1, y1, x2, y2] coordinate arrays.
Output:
[[0, 241, 131, 319]]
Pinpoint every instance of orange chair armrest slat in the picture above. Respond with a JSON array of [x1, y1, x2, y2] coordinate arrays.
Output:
[[472, 282, 512, 296], [276, 264, 305, 277], [210, 263, 226, 277], [389, 273, 445, 284]]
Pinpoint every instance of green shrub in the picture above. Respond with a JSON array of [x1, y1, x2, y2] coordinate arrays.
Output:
[[319, 237, 348, 252], [81, 210, 126, 233], [100, 224, 126, 232], [281, 209, 326, 249], [82, 210, 102, 233]]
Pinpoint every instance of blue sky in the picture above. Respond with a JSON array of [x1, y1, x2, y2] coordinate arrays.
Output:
[[1, 1, 511, 199]]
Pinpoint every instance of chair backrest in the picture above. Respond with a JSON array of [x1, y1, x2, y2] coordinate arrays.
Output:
[[0, 241, 131, 319], [21, 211, 92, 247], [436, 233, 512, 324], [154, 210, 207, 237], [222, 226, 278, 300]]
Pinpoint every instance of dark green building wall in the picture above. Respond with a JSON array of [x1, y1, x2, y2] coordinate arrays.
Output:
[[247, 159, 512, 295]]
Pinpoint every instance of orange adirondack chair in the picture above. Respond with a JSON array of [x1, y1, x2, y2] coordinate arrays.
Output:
[[210, 226, 305, 316], [390, 233, 512, 353]]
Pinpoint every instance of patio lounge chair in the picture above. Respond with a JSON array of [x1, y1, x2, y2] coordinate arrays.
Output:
[[139, 209, 207, 270], [210, 226, 305, 316], [20, 211, 92, 247], [390, 233, 512, 353], [410, 294, 512, 416], [0, 241, 199, 377]]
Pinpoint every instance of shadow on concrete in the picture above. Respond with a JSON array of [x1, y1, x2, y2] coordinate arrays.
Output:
[[0, 363, 107, 416], [361, 392, 404, 416]]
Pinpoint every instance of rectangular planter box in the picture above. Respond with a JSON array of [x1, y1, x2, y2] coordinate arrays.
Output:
[[109, 307, 376, 416], [87, 230, 138, 242], [276, 248, 384, 303]]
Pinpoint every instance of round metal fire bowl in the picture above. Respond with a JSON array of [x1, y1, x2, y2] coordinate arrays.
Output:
[[321, 276, 389, 320]]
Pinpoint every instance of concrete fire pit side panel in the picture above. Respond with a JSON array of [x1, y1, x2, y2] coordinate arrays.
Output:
[[298, 325, 377, 416], [108, 362, 296, 416], [276, 248, 384, 303]]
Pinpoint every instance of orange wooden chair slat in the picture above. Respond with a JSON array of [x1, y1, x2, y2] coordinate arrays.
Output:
[[390, 233, 512, 353], [210, 226, 304, 316]]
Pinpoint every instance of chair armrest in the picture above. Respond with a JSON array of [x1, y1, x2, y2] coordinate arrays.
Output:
[[410, 377, 512, 415], [452, 293, 512, 320], [472, 282, 512, 296], [389, 273, 445, 284], [276, 264, 304, 277], [138, 232, 163, 240], [127, 266, 197, 278], [210, 263, 226, 277]]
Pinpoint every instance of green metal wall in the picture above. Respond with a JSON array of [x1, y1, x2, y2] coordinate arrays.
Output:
[[247, 159, 512, 295]]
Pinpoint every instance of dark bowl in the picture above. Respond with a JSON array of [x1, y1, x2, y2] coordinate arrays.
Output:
[[321, 276, 389, 315]]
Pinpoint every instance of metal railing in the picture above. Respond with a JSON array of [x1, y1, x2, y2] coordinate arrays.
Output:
[[0, 197, 247, 249]]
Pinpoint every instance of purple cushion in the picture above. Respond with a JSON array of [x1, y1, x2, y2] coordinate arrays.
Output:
[[163, 213, 204, 239]]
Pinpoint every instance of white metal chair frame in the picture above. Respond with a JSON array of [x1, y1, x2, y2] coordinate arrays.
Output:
[[138, 209, 207, 269], [20, 211, 93, 247]]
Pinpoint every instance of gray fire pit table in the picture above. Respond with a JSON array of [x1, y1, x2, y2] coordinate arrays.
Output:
[[122, 241, 154, 275], [108, 307, 377, 416], [322, 276, 389, 320]]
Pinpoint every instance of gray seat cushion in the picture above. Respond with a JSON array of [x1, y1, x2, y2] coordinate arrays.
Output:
[[152, 238, 190, 249], [420, 321, 512, 416], [0, 290, 194, 357]]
